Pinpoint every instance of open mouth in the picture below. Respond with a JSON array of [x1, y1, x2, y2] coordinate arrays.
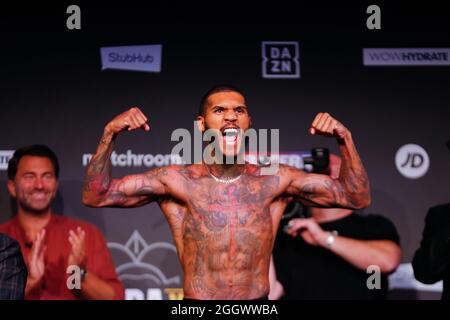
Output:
[[30, 192, 48, 200], [221, 127, 239, 146]]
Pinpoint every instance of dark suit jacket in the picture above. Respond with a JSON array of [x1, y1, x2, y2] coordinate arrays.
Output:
[[0, 233, 27, 300], [412, 203, 450, 300]]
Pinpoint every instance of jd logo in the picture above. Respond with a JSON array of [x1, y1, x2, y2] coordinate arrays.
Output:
[[395, 144, 430, 179], [262, 41, 300, 79], [401, 153, 424, 168]]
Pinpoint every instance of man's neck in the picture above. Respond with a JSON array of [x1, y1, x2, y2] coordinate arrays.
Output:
[[310, 208, 353, 223], [206, 162, 246, 179], [17, 209, 52, 235]]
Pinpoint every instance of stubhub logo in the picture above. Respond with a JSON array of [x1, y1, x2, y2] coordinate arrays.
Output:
[[100, 44, 162, 73]]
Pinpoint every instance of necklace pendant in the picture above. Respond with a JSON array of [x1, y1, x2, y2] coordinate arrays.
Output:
[[204, 164, 244, 184]]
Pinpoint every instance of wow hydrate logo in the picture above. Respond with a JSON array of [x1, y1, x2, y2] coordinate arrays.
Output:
[[363, 48, 450, 66], [100, 44, 162, 72]]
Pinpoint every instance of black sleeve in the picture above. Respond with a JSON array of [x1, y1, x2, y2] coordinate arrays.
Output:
[[363, 214, 401, 244], [0, 234, 28, 300], [412, 204, 450, 284]]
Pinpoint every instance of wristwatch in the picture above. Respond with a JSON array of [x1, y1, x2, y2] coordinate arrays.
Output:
[[80, 268, 88, 282], [325, 230, 339, 249]]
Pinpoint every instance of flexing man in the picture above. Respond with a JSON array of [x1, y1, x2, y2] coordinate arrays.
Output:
[[82, 85, 371, 300]]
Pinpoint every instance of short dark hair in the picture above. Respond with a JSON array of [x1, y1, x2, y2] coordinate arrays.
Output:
[[7, 144, 60, 180], [198, 84, 246, 116]]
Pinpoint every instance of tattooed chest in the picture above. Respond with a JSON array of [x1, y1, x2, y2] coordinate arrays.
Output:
[[187, 202, 272, 234], [178, 175, 279, 253], [188, 182, 274, 230]]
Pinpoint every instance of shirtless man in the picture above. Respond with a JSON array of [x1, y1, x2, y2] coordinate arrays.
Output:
[[82, 85, 371, 300]]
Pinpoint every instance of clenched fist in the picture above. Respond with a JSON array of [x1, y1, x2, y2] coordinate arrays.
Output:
[[106, 107, 150, 134], [309, 112, 349, 140]]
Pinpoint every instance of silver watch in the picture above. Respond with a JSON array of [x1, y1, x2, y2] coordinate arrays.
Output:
[[80, 268, 88, 281], [325, 230, 339, 248]]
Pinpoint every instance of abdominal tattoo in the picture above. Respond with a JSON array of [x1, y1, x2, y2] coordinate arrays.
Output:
[[180, 174, 279, 297]]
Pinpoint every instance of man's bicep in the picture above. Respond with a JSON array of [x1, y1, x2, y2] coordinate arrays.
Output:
[[286, 171, 348, 208], [100, 168, 168, 207]]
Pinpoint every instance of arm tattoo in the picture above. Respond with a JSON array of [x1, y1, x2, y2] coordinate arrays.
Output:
[[296, 135, 371, 209], [336, 135, 371, 208], [300, 179, 349, 207], [82, 130, 116, 201]]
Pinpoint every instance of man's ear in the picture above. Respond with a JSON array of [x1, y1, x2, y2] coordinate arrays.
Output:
[[52, 181, 59, 199], [7, 180, 16, 198], [196, 116, 205, 132]]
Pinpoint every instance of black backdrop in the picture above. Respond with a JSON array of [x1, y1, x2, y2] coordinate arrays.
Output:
[[1, 2, 449, 299]]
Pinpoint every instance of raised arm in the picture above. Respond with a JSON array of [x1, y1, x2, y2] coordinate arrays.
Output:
[[285, 112, 371, 210], [82, 107, 168, 208]]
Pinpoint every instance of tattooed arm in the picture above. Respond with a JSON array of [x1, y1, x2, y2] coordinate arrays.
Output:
[[82, 108, 168, 208], [284, 112, 371, 209]]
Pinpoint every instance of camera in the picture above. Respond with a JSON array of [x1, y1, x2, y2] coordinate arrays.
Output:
[[302, 147, 330, 174], [280, 147, 330, 223]]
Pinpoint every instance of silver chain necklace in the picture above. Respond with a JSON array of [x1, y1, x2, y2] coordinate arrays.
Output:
[[204, 163, 244, 184]]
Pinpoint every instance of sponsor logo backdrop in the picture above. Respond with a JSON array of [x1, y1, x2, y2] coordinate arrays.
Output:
[[1, 8, 449, 299]]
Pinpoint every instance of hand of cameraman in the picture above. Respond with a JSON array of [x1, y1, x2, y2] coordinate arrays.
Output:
[[284, 218, 330, 247]]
